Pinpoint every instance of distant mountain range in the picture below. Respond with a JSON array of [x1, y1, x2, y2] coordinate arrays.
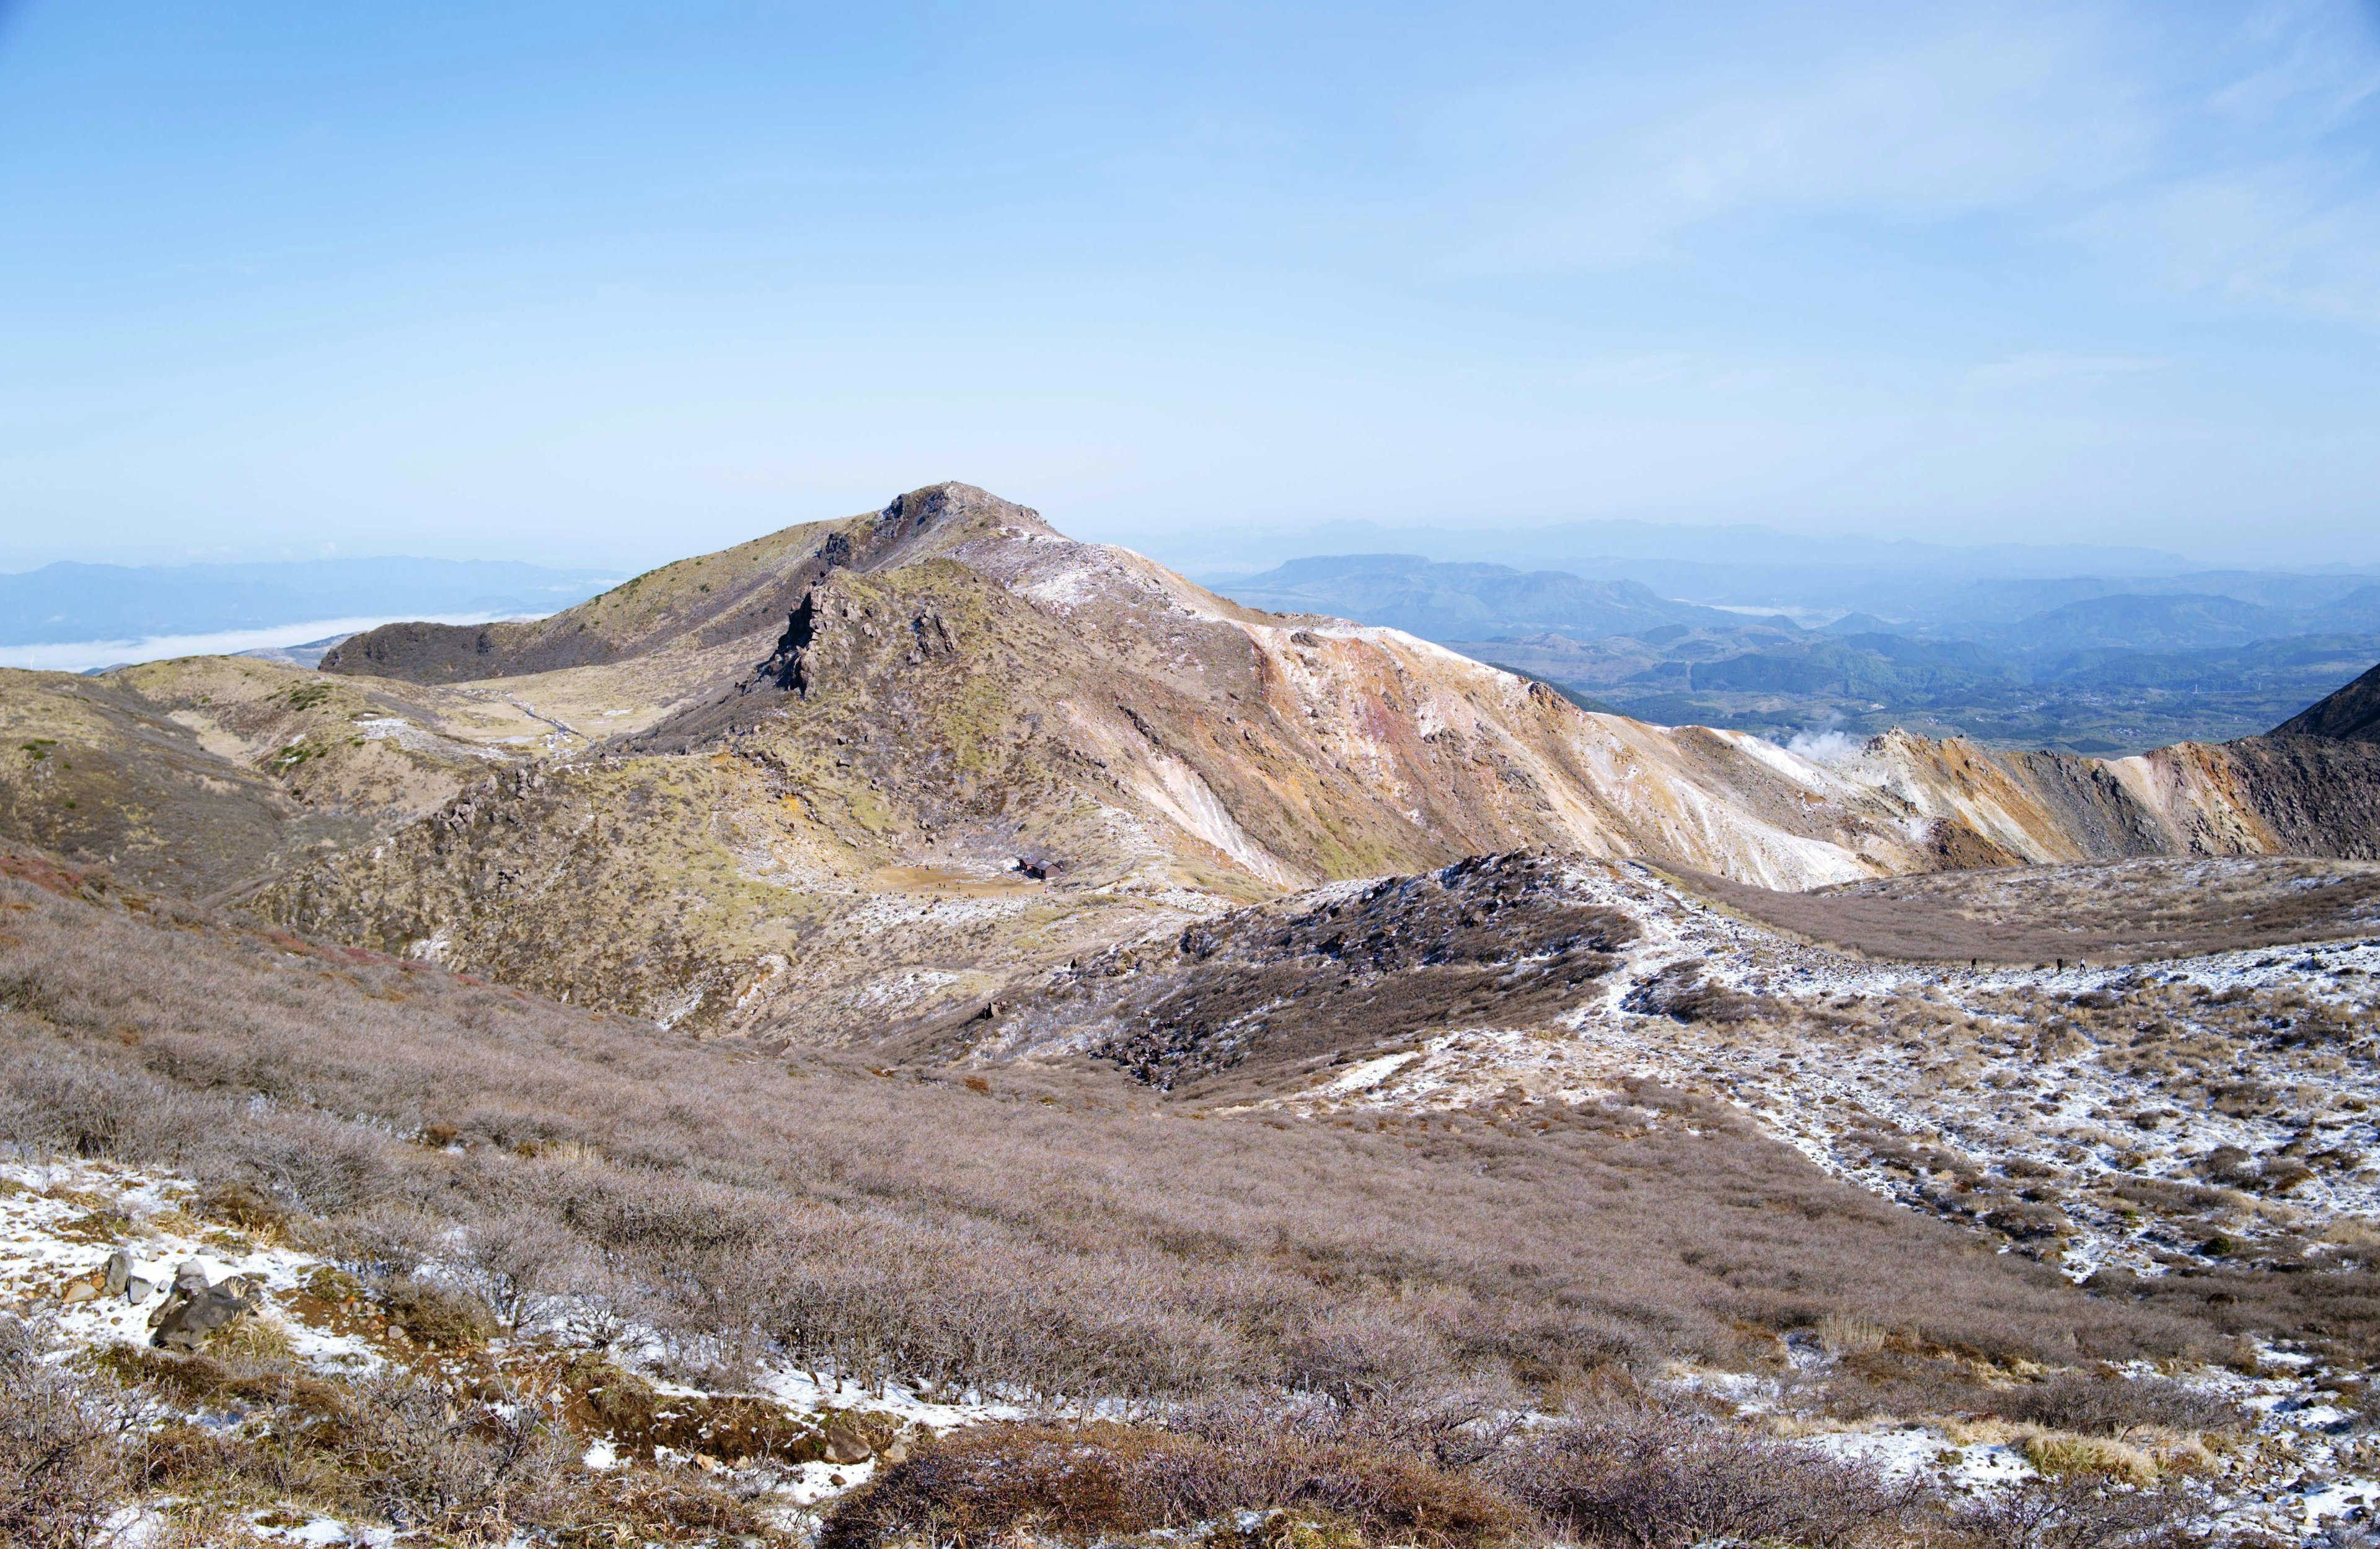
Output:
[[1173, 520, 2378, 618], [0, 556, 620, 647], [1165, 516, 2199, 583], [1209, 552, 2380, 753], [1219, 554, 1759, 641]]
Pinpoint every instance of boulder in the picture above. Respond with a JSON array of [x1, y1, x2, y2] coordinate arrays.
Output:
[[822, 1417, 873, 1465], [150, 1273, 264, 1351], [822, 1412, 904, 1463], [103, 1250, 132, 1298], [148, 1261, 218, 1327], [61, 1280, 99, 1304], [125, 1275, 154, 1306]]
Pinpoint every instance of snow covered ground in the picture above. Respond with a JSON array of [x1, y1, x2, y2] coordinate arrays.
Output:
[[1231, 860, 2380, 1537], [1267, 861, 2380, 1278], [0, 1156, 1021, 1542]]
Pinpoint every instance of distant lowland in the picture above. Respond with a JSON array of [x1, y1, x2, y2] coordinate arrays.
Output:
[[1210, 550, 2380, 754], [0, 556, 621, 672]]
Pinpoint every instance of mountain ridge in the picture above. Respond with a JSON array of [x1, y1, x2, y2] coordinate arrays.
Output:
[[247, 484, 2380, 1040], [6, 483, 2377, 1044]]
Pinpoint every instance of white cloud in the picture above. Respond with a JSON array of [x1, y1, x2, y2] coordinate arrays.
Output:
[[1430, 0, 2380, 320], [1970, 353, 2166, 385], [1452, 4, 2149, 266]]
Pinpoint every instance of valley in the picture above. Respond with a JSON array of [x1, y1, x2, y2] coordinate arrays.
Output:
[[1221, 552, 2380, 754]]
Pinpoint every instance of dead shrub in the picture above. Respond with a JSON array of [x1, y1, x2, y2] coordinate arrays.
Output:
[[459, 1207, 582, 1333], [0, 1055, 195, 1161], [1954, 1473, 2200, 1549], [337, 1371, 578, 1536], [0, 1315, 140, 1549], [1996, 1372, 2241, 1437], [818, 1422, 1208, 1548], [1816, 1349, 1995, 1421], [199, 1178, 291, 1232], [315, 1203, 443, 1281], [821, 1418, 1527, 1549], [1489, 1400, 1913, 1549], [1282, 1307, 1461, 1406], [375, 1275, 500, 1348], [224, 1110, 399, 1218]]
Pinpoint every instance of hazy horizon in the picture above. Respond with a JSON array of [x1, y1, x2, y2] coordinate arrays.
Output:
[[4, 2, 2377, 572]]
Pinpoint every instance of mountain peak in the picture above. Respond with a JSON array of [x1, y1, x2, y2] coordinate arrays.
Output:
[[861, 483, 1059, 571], [879, 481, 1047, 534]]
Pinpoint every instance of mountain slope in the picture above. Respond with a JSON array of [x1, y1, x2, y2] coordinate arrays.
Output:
[[2274, 659, 2380, 744], [252, 485, 2380, 1042]]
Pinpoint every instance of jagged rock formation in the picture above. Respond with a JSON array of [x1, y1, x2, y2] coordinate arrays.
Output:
[[249, 485, 2380, 1040], [969, 853, 1644, 1097], [2273, 659, 2380, 744]]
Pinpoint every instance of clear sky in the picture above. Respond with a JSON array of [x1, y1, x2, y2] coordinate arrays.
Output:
[[2, 1, 2376, 573]]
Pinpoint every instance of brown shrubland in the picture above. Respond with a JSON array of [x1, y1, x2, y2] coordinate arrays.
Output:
[[0, 1315, 144, 1549], [0, 859, 2222, 1411]]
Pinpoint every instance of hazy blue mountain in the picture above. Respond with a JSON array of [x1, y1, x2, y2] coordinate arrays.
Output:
[[1988, 593, 2293, 652], [1217, 553, 1748, 642], [1686, 634, 2009, 695], [1919, 573, 2380, 631], [1164, 517, 2195, 584], [0, 556, 620, 646]]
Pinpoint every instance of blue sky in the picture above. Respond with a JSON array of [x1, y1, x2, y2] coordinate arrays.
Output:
[[2, 1, 2376, 573]]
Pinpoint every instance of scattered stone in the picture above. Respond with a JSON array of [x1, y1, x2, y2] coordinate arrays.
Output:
[[61, 1279, 99, 1304], [125, 1275, 154, 1305], [102, 1249, 131, 1297]]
